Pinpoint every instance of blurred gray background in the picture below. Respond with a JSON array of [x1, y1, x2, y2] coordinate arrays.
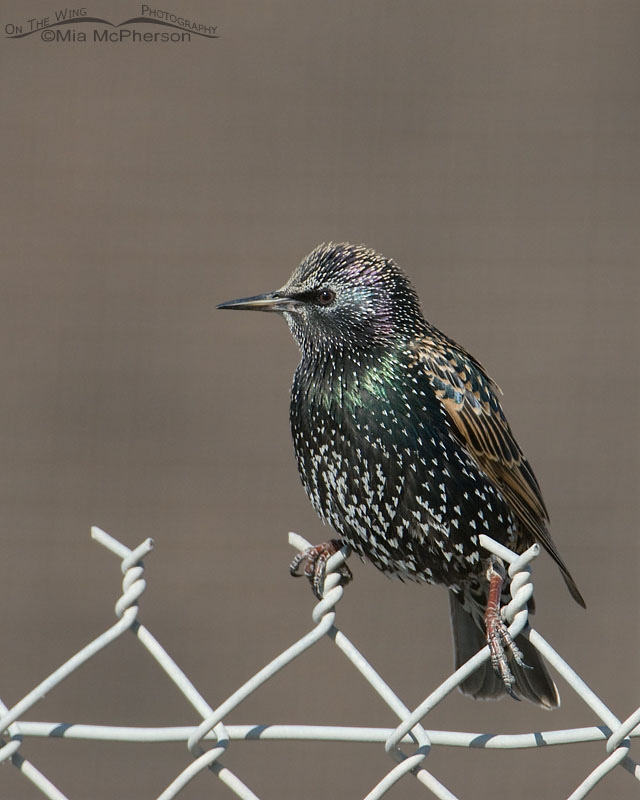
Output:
[[1, 1, 638, 798]]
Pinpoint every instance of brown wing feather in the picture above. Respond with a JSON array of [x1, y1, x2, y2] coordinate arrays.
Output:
[[410, 333, 585, 608]]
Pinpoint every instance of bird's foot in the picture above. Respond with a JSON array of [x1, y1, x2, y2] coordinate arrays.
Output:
[[484, 557, 529, 698], [289, 538, 352, 599]]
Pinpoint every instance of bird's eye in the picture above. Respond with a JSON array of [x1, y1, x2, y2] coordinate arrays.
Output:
[[316, 289, 336, 306]]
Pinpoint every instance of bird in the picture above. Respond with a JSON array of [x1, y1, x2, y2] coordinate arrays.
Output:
[[218, 242, 585, 707]]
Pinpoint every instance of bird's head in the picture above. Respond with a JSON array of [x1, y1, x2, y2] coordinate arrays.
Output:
[[218, 243, 425, 357]]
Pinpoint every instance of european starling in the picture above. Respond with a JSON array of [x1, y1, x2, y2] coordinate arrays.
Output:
[[218, 243, 585, 707]]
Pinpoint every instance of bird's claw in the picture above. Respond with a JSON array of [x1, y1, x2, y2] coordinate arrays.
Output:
[[289, 538, 352, 599], [484, 556, 530, 696], [485, 612, 529, 698]]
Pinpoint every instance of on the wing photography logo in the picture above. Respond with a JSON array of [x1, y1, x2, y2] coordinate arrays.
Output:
[[4, 5, 218, 43]]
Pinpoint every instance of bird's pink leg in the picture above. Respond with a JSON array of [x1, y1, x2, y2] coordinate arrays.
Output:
[[484, 557, 528, 696]]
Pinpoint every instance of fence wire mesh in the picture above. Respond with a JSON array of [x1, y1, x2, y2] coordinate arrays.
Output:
[[0, 526, 638, 800]]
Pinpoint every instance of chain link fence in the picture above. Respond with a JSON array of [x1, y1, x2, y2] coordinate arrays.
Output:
[[0, 527, 638, 800]]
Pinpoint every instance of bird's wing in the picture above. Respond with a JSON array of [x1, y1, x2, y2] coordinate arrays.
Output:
[[409, 333, 585, 607]]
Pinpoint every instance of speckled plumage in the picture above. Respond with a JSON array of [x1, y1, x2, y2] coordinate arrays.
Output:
[[219, 242, 585, 707]]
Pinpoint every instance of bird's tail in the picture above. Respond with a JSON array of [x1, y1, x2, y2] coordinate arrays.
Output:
[[448, 590, 559, 709]]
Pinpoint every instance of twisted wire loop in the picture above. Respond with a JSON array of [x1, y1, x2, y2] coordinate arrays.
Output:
[[487, 536, 639, 800], [167, 532, 352, 796], [0, 530, 157, 800], [365, 537, 537, 799], [1, 527, 639, 800], [288, 534, 447, 800], [92, 530, 258, 800]]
